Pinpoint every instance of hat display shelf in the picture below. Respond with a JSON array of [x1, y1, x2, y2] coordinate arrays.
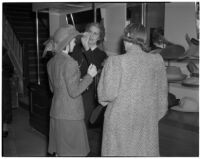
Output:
[[159, 38, 199, 86], [165, 49, 199, 113], [165, 58, 199, 87]]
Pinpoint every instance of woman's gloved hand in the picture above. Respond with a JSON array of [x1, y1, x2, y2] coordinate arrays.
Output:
[[87, 64, 97, 78]]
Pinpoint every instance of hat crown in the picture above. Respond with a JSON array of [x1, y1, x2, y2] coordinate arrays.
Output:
[[53, 25, 76, 44], [166, 66, 183, 75], [166, 66, 187, 82]]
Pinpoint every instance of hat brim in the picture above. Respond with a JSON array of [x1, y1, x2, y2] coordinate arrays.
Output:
[[171, 100, 199, 112], [182, 77, 199, 87], [55, 31, 81, 53], [178, 50, 199, 59], [167, 74, 187, 82], [160, 45, 185, 59]]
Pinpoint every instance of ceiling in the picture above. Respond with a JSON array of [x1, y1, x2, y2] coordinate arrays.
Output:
[[32, 2, 123, 14]]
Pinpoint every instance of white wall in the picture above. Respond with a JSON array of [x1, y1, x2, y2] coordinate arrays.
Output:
[[49, 11, 67, 36], [165, 2, 197, 49], [101, 3, 127, 56]]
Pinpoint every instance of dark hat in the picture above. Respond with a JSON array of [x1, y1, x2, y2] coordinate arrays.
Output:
[[178, 34, 199, 59], [160, 44, 185, 59], [182, 76, 199, 87], [166, 66, 187, 82]]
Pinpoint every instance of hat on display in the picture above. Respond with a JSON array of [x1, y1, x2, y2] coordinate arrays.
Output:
[[179, 34, 199, 59], [159, 44, 185, 59], [187, 61, 199, 75], [182, 76, 199, 87], [43, 24, 81, 57], [166, 66, 187, 82], [171, 97, 199, 112]]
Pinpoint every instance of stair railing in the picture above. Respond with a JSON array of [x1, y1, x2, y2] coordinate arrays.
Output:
[[3, 14, 24, 94]]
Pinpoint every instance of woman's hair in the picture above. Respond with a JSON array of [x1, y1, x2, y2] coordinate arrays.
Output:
[[123, 23, 149, 52], [85, 22, 105, 45]]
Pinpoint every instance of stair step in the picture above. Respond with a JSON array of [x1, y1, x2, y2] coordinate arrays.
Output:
[[27, 48, 46, 55], [29, 64, 47, 70], [29, 71, 47, 76], [3, 3, 32, 7], [29, 64, 47, 69], [17, 31, 48, 37], [29, 72, 48, 81], [3, 3, 32, 11], [5, 11, 34, 17], [27, 49, 42, 54], [5, 14, 35, 21], [12, 26, 48, 33], [6, 14, 47, 26], [29, 70, 46, 75], [27, 42, 48, 49], [29, 57, 48, 64], [11, 24, 36, 31], [27, 47, 46, 52], [9, 20, 35, 26], [17, 34, 49, 41]]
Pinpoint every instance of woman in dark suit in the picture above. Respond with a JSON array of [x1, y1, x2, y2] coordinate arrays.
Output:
[[70, 22, 107, 126]]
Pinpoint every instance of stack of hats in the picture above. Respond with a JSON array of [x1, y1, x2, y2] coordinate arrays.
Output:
[[160, 44, 185, 60], [179, 34, 199, 59], [182, 61, 199, 87], [158, 34, 199, 60], [166, 66, 187, 82], [171, 97, 199, 112]]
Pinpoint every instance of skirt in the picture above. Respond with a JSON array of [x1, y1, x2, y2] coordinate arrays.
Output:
[[48, 118, 90, 156]]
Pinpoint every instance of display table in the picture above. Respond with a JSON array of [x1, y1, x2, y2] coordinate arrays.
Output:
[[159, 109, 199, 156]]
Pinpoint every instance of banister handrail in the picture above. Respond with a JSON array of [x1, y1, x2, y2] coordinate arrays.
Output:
[[3, 14, 23, 79]]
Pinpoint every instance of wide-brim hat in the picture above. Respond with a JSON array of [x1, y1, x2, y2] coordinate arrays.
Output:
[[178, 39, 199, 59], [166, 66, 187, 82], [187, 61, 199, 74], [160, 44, 185, 60], [182, 76, 199, 87], [43, 25, 81, 57], [178, 34, 199, 59], [171, 97, 199, 112], [53, 25, 81, 53]]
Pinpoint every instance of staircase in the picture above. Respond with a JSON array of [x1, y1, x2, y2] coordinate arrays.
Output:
[[3, 3, 50, 95]]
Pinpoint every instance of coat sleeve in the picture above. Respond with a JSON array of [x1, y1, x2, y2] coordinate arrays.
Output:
[[97, 56, 121, 106], [64, 60, 93, 98], [47, 63, 53, 92], [156, 55, 168, 120]]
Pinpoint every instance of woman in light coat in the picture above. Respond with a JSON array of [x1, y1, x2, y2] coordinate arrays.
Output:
[[44, 25, 97, 156], [98, 23, 168, 156]]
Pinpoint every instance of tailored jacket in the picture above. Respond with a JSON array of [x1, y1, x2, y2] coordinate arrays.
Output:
[[98, 48, 168, 156], [47, 52, 93, 120]]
